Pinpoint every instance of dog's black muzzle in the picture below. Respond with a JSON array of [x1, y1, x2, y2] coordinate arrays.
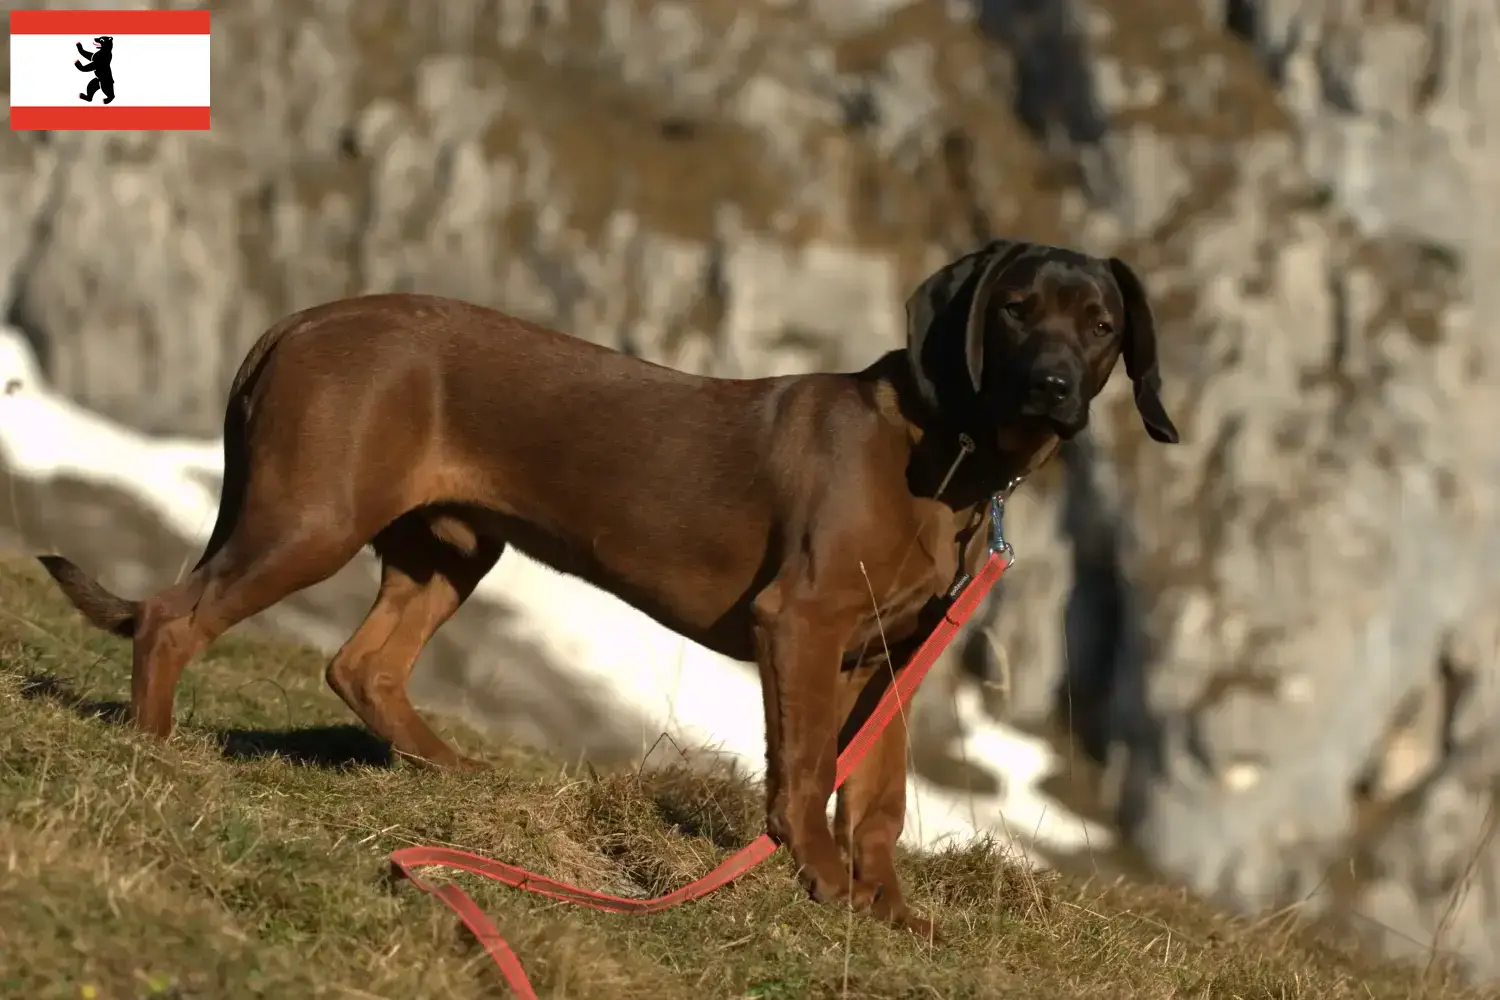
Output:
[[1019, 364, 1087, 437]]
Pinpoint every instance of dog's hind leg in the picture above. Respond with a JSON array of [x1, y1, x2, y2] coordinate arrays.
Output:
[[324, 510, 501, 769], [128, 511, 369, 739], [123, 388, 379, 737], [39, 430, 369, 741]]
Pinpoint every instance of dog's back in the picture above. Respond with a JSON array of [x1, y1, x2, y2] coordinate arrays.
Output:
[[227, 293, 877, 656]]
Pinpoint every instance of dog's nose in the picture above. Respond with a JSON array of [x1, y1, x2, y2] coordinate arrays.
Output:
[[1032, 373, 1073, 405]]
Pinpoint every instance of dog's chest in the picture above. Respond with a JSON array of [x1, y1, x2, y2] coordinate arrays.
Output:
[[845, 501, 982, 649]]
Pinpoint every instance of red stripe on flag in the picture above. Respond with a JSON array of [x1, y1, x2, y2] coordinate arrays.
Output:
[[9, 106, 211, 131], [8, 9, 210, 35]]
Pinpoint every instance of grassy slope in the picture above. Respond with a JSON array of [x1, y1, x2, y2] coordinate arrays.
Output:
[[0, 558, 1486, 1000]]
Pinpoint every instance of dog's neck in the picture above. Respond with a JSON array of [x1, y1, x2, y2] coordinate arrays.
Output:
[[860, 351, 1051, 510]]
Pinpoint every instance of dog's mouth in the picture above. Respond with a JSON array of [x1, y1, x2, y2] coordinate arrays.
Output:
[[1016, 405, 1088, 440], [996, 412, 1088, 453], [1046, 412, 1089, 440]]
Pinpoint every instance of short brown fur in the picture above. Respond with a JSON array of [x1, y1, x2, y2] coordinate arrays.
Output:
[[39, 239, 1178, 934]]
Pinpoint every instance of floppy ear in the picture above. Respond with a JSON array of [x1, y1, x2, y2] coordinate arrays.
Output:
[[1108, 257, 1180, 444], [905, 240, 1025, 405]]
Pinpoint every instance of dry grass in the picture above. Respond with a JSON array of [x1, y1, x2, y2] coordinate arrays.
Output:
[[0, 558, 1488, 1000]]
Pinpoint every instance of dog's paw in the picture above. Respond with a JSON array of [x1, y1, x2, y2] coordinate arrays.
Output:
[[867, 888, 939, 941], [449, 754, 489, 772], [394, 747, 488, 772], [807, 871, 882, 911], [896, 910, 940, 944]]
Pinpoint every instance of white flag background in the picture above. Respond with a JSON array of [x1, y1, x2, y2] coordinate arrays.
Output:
[[10, 33, 210, 108]]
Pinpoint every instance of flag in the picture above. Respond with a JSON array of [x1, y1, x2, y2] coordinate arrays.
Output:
[[8, 9, 210, 131]]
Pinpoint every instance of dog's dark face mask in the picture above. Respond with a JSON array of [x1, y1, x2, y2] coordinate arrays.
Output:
[[904, 240, 1180, 448]]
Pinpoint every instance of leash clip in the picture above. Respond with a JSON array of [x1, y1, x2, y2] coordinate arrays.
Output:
[[988, 477, 1022, 567]]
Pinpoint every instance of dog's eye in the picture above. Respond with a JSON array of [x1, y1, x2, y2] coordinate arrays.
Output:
[[1095, 320, 1114, 337], [1003, 300, 1027, 319]]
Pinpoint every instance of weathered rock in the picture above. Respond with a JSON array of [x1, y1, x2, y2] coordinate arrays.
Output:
[[2, 0, 1498, 982]]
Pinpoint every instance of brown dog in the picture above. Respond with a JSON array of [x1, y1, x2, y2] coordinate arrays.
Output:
[[39, 238, 1177, 934]]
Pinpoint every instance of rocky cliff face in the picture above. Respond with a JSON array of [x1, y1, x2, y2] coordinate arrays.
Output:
[[3, 0, 1498, 981]]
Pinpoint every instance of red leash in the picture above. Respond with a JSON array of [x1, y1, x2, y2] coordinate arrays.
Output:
[[390, 521, 1014, 997]]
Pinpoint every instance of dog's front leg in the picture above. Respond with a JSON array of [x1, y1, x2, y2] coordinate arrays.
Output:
[[834, 655, 935, 939], [753, 588, 879, 913]]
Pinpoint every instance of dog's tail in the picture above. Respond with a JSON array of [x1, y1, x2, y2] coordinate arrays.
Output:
[[31, 320, 292, 644], [36, 556, 139, 638]]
